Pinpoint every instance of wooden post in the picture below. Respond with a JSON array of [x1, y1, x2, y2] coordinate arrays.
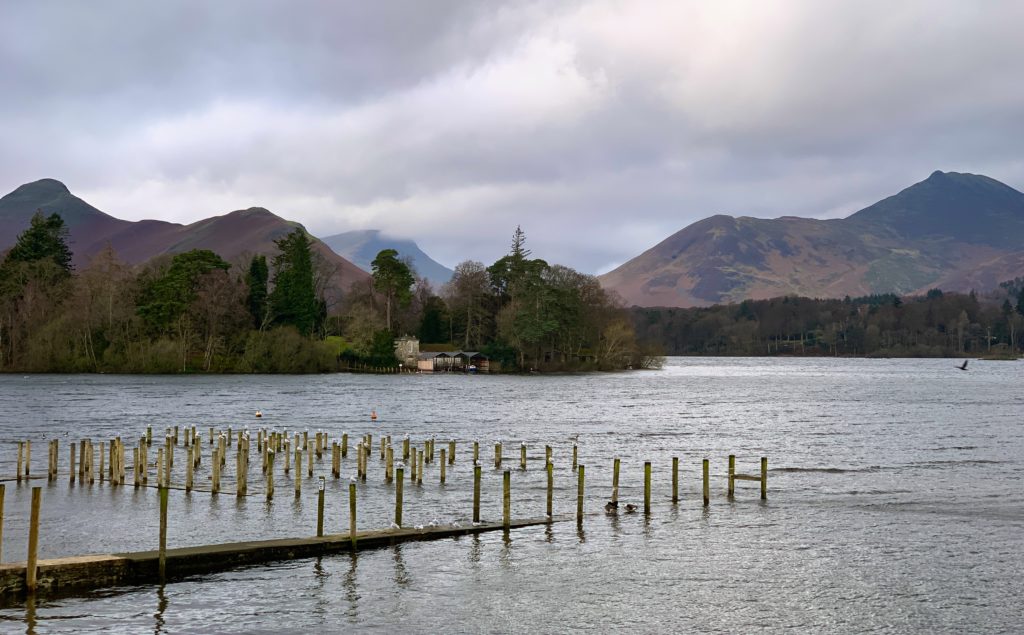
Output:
[[317, 477, 325, 537], [572, 444, 578, 472], [164, 438, 171, 487], [395, 467, 404, 528], [185, 446, 194, 492], [266, 451, 274, 500], [494, 442, 502, 468], [545, 445, 552, 468], [672, 456, 679, 503], [612, 457, 620, 504], [761, 457, 768, 500], [576, 465, 585, 526], [520, 443, 527, 470], [341, 433, 348, 458], [472, 441, 479, 463], [644, 461, 652, 514], [0, 484, 4, 563], [428, 437, 435, 463], [16, 442, 23, 483], [417, 448, 424, 485], [440, 449, 447, 483], [448, 439, 455, 464], [24, 440, 29, 477], [472, 464, 482, 523], [546, 461, 553, 518], [349, 481, 357, 549], [158, 486, 168, 583], [26, 487, 41, 593], [132, 446, 138, 488], [728, 454, 735, 497], [211, 447, 220, 494], [702, 459, 709, 507], [386, 445, 394, 482], [308, 440, 314, 478], [403, 436, 410, 461], [503, 470, 511, 529], [295, 450, 302, 498], [156, 448, 165, 488]]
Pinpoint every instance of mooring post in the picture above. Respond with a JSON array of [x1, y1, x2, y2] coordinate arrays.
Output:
[[728, 454, 736, 497], [702, 459, 709, 507], [672, 457, 679, 503], [520, 443, 527, 470], [403, 436, 410, 461], [158, 486, 168, 583], [473, 441, 479, 464], [395, 467, 404, 528], [156, 448, 165, 489], [0, 484, 5, 563], [612, 457, 620, 504], [644, 461, 652, 514], [317, 477, 326, 537], [386, 445, 394, 482], [26, 486, 41, 593], [472, 464, 482, 523], [17, 442, 23, 483], [185, 446, 194, 493], [449, 439, 455, 464], [24, 440, 29, 478], [440, 449, 447, 483], [341, 433, 348, 458], [503, 470, 511, 529], [761, 457, 768, 500], [546, 461, 553, 518], [545, 445, 552, 468], [349, 480, 357, 549], [417, 448, 424, 485], [266, 451, 274, 500], [576, 465, 585, 525], [494, 442, 502, 469], [572, 444, 578, 472]]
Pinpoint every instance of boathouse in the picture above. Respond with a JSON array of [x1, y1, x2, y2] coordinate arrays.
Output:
[[417, 351, 491, 373]]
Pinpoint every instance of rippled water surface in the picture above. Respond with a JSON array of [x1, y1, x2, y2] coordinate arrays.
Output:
[[0, 358, 1022, 633]]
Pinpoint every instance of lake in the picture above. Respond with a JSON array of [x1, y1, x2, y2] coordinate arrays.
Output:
[[0, 357, 1022, 633]]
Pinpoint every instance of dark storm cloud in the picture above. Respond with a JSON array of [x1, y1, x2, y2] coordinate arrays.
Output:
[[2, 0, 1023, 273]]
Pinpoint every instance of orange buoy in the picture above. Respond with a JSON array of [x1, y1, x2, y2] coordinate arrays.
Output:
[[255, 410, 263, 418]]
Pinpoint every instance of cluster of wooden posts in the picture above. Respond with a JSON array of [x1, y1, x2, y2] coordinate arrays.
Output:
[[3, 427, 769, 592]]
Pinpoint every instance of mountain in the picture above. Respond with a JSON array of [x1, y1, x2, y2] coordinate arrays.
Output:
[[0, 179, 369, 298], [321, 229, 454, 286], [599, 171, 1024, 307]]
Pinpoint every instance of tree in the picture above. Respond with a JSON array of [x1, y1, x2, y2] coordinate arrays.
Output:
[[269, 229, 320, 336], [245, 255, 269, 329], [444, 260, 491, 348], [371, 249, 414, 333], [3, 210, 73, 273]]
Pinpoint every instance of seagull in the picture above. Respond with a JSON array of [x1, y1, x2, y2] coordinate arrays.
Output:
[[957, 360, 969, 371]]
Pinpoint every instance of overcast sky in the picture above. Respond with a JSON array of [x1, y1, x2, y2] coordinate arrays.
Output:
[[2, 1, 1023, 273]]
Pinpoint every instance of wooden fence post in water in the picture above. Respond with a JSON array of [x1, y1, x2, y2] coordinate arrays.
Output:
[[156, 448, 165, 489], [349, 480, 357, 549], [440, 449, 446, 483], [417, 449, 424, 485], [449, 439, 455, 464], [702, 459, 709, 507], [26, 487, 41, 593], [520, 443, 527, 470], [612, 457, 620, 504], [472, 464, 482, 523], [403, 436, 410, 461], [494, 442, 502, 469], [761, 457, 768, 500], [672, 457, 679, 503], [395, 467, 404, 528], [17, 442, 23, 483], [386, 445, 394, 483], [572, 444, 578, 472], [576, 465, 585, 526], [644, 461, 652, 514], [473, 441, 479, 464], [341, 433, 348, 458], [503, 470, 511, 529], [0, 484, 4, 563], [266, 451, 274, 500], [546, 461, 553, 518], [158, 486, 168, 583], [317, 477, 325, 537], [24, 440, 29, 478], [728, 455, 735, 497], [70, 443, 77, 484], [185, 445, 194, 492]]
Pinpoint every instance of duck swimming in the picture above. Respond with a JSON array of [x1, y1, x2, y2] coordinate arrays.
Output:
[[624, 503, 638, 514], [604, 500, 619, 513]]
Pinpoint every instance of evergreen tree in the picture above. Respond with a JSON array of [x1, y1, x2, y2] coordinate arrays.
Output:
[[4, 210, 73, 273], [269, 229, 319, 336], [245, 254, 269, 329], [370, 248, 414, 333], [137, 249, 230, 333]]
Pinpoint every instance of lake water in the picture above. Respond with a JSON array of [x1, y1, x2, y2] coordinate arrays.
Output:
[[0, 357, 1022, 633]]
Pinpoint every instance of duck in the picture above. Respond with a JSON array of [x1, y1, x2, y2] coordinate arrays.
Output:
[[624, 503, 638, 514], [604, 500, 619, 513], [255, 409, 263, 418]]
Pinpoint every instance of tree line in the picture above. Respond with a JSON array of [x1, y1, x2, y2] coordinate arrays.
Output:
[[630, 284, 1024, 358], [0, 213, 655, 373]]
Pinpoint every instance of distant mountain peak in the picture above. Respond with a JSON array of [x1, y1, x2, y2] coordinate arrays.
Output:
[[8, 178, 71, 199]]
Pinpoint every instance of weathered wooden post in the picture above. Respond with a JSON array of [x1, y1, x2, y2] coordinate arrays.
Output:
[[341, 433, 348, 458], [503, 470, 511, 529], [545, 445, 552, 468], [449, 439, 456, 464], [317, 477, 326, 537], [386, 445, 394, 482], [26, 487, 41, 593], [0, 484, 5, 563], [417, 448, 424, 485], [17, 442, 24, 483], [185, 446, 194, 492], [403, 436, 410, 461], [520, 443, 527, 470], [266, 450, 275, 500], [644, 461, 652, 514], [546, 461, 554, 518], [494, 442, 502, 468], [672, 456, 679, 503], [440, 449, 447, 483], [576, 465, 585, 526], [761, 457, 768, 500], [349, 480, 357, 549], [24, 440, 29, 478], [472, 464, 482, 523], [156, 448, 165, 488], [572, 444, 578, 472], [702, 459, 710, 507], [610, 458, 618, 503], [728, 454, 735, 497], [395, 467, 404, 528], [472, 441, 479, 464], [158, 486, 168, 583]]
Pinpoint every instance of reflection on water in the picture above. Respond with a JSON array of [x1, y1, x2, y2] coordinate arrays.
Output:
[[0, 358, 1022, 632]]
